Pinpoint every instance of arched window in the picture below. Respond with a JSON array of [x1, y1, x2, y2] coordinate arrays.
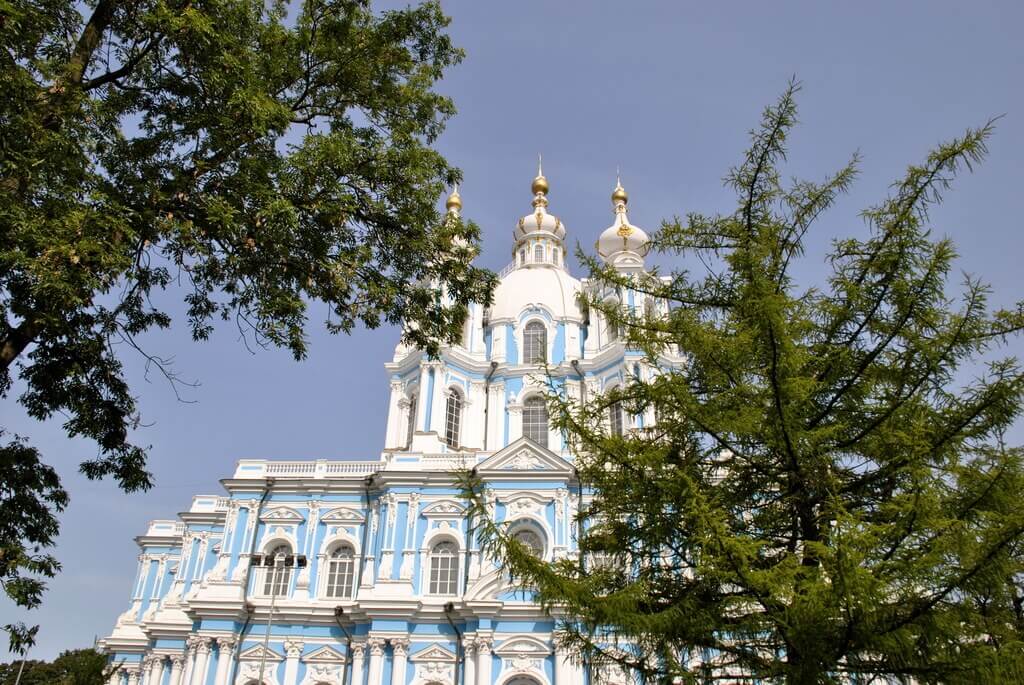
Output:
[[512, 528, 544, 558], [519, 249, 526, 265], [428, 540, 459, 595], [444, 388, 462, 448], [324, 544, 355, 598], [534, 243, 544, 262], [523, 321, 546, 363], [609, 401, 625, 437], [522, 396, 548, 447], [405, 390, 418, 448], [553, 247, 560, 265], [261, 543, 292, 597]]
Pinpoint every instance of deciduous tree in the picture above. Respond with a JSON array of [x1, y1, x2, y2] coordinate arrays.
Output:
[[0, 0, 495, 651]]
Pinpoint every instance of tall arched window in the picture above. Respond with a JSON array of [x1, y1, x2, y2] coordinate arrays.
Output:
[[405, 390, 418, 448], [524, 321, 547, 363], [261, 543, 292, 596], [609, 401, 625, 437], [534, 244, 544, 262], [444, 389, 462, 448], [553, 247, 560, 265], [324, 544, 355, 598], [523, 396, 548, 447], [428, 540, 459, 595]]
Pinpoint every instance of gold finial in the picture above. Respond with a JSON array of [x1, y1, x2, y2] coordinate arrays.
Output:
[[532, 153, 549, 196], [611, 170, 628, 206], [445, 184, 462, 212]]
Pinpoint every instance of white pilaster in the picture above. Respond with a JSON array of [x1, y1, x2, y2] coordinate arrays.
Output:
[[169, 656, 185, 685], [390, 638, 409, 685], [182, 638, 199, 685], [283, 638, 303, 685], [508, 401, 523, 443], [213, 638, 236, 685], [385, 379, 404, 449], [152, 657, 167, 685], [463, 639, 477, 685], [366, 637, 385, 685], [350, 643, 366, 685], [189, 638, 212, 685], [475, 638, 492, 685], [415, 363, 431, 432], [427, 363, 446, 435]]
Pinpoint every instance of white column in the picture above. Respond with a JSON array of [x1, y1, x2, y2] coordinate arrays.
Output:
[[385, 379, 404, 449], [213, 638, 236, 685], [555, 639, 573, 684], [350, 643, 366, 685], [427, 363, 446, 434], [151, 657, 167, 685], [508, 402, 523, 443], [181, 638, 198, 685], [463, 639, 476, 685], [283, 638, 303, 685], [475, 638, 492, 685], [141, 656, 156, 685], [390, 638, 409, 685], [106, 668, 122, 685], [366, 637, 385, 685], [126, 669, 141, 685], [189, 638, 212, 685], [486, 382, 505, 450], [169, 656, 185, 685], [415, 364, 431, 432]]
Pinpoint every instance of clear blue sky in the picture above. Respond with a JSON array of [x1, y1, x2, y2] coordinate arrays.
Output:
[[3, 0, 1022, 660]]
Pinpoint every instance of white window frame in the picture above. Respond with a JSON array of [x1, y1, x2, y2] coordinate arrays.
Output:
[[444, 388, 463, 448], [323, 543, 356, 599], [427, 538, 460, 596], [522, 395, 548, 448]]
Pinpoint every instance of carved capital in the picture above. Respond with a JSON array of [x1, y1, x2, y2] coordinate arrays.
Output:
[[350, 642, 366, 659], [367, 637, 386, 656], [390, 638, 410, 656], [284, 638, 304, 658], [216, 636, 237, 653], [476, 638, 493, 654]]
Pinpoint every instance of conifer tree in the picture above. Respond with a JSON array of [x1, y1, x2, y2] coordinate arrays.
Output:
[[461, 84, 1024, 684]]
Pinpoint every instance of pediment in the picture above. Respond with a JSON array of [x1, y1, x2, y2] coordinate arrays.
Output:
[[409, 643, 456, 662], [303, 645, 346, 662], [421, 499, 465, 517], [238, 644, 283, 661], [259, 506, 303, 523], [494, 635, 552, 657], [476, 438, 572, 476], [321, 507, 365, 523]]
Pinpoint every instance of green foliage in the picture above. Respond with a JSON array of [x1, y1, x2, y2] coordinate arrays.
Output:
[[0, 0, 496, 651], [0, 648, 110, 685], [461, 83, 1024, 683]]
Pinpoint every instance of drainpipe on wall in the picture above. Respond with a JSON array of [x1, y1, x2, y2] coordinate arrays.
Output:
[[333, 607, 353, 685], [482, 361, 499, 450]]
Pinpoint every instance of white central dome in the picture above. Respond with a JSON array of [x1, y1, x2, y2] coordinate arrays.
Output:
[[489, 263, 582, 323]]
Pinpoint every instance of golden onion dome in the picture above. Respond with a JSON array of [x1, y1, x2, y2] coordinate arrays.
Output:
[[445, 186, 462, 212], [611, 180, 628, 205]]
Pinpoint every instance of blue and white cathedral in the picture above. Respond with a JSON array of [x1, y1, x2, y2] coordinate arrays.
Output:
[[100, 167, 681, 685]]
